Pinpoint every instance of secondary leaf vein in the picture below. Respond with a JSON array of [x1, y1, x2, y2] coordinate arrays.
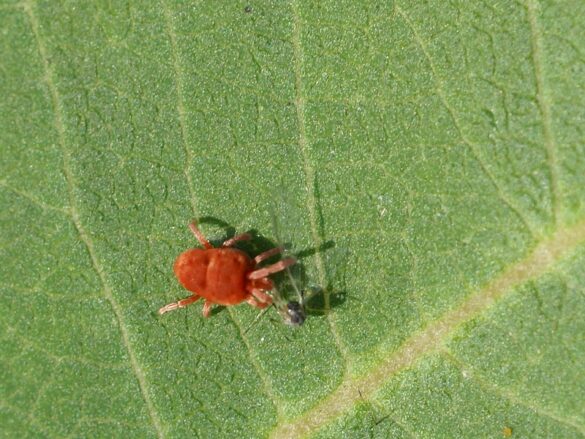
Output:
[[22, 2, 164, 437], [227, 309, 283, 420], [0, 180, 70, 215], [161, 0, 199, 216], [442, 351, 585, 435], [290, 0, 348, 364], [526, 0, 561, 226], [396, 4, 540, 239], [159, 3, 283, 419]]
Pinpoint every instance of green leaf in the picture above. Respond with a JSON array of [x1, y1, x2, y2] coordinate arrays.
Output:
[[1, 1, 584, 438]]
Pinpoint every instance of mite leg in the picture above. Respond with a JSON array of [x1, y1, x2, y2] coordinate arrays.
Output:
[[253, 247, 284, 265], [249, 277, 273, 292], [250, 288, 272, 305], [222, 233, 252, 248], [202, 300, 213, 318], [189, 222, 213, 249], [246, 296, 270, 309], [158, 294, 201, 315], [248, 257, 296, 280]]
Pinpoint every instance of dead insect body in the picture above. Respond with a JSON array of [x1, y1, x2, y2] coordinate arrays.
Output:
[[270, 286, 306, 327], [266, 202, 328, 327], [282, 300, 306, 326], [271, 263, 324, 327], [159, 221, 296, 317]]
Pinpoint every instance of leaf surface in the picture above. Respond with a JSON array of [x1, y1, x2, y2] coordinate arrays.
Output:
[[1, 1, 584, 438]]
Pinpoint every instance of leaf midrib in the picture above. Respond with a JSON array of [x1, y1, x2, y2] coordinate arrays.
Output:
[[271, 218, 585, 438]]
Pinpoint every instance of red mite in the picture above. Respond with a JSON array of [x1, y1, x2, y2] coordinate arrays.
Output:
[[159, 221, 296, 317]]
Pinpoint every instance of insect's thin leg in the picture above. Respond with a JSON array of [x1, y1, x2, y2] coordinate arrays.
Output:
[[188, 221, 213, 249], [250, 288, 272, 305], [158, 295, 201, 315], [243, 307, 271, 334], [253, 247, 284, 265], [248, 257, 296, 280], [202, 300, 213, 318], [222, 233, 252, 248], [246, 296, 270, 309], [268, 285, 286, 308]]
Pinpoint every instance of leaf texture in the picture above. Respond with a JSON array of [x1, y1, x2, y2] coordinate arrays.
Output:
[[1, 1, 584, 438]]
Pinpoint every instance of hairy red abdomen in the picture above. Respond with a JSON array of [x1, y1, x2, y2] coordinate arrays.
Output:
[[174, 248, 254, 306]]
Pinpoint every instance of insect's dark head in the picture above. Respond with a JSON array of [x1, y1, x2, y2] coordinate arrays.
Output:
[[284, 301, 306, 326]]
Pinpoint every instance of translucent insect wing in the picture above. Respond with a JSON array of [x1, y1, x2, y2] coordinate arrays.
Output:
[[269, 197, 307, 300]]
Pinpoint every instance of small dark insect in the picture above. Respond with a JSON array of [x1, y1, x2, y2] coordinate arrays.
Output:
[[283, 300, 305, 326], [243, 275, 319, 332], [271, 266, 324, 327], [271, 289, 306, 327], [244, 5, 252, 13], [159, 221, 295, 317], [264, 199, 329, 327]]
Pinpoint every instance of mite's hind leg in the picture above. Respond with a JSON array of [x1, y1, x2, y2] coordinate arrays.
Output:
[[159, 294, 201, 315], [250, 289, 272, 306], [246, 296, 270, 309], [222, 233, 252, 248], [202, 300, 214, 318], [253, 247, 284, 265]]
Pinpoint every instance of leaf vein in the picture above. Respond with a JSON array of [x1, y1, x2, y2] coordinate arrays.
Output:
[[22, 2, 164, 437], [396, 4, 540, 239], [271, 218, 585, 438], [161, 0, 199, 217], [227, 309, 283, 420], [290, 0, 348, 364], [159, 4, 285, 420], [442, 351, 585, 435], [0, 180, 70, 215], [526, 0, 561, 225]]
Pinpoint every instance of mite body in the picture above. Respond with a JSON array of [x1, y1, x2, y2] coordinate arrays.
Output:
[[159, 221, 296, 317]]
